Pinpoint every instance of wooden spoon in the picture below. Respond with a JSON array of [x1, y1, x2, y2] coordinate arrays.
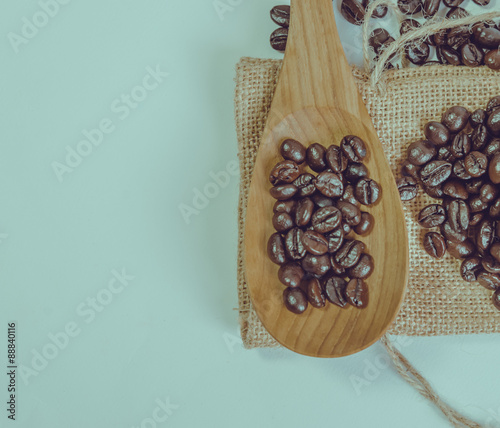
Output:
[[244, 0, 409, 357]]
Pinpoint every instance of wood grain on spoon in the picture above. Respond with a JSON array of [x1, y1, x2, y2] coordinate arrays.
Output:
[[244, 0, 409, 357]]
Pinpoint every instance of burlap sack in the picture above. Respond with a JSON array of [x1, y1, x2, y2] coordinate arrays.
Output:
[[236, 57, 500, 349]]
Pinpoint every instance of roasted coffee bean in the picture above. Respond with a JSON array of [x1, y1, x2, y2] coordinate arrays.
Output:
[[345, 278, 369, 308], [420, 160, 452, 187], [488, 153, 500, 183], [270, 27, 288, 52], [422, 0, 440, 18], [442, 106, 470, 132], [471, 125, 490, 151], [293, 173, 316, 197], [473, 26, 500, 49], [273, 199, 296, 214], [477, 219, 494, 253], [345, 163, 369, 183], [441, 221, 468, 242], [493, 288, 500, 311], [369, 28, 394, 54], [336, 201, 362, 226], [418, 204, 446, 228], [452, 159, 472, 180], [355, 178, 381, 205], [280, 139, 306, 163], [423, 232, 447, 259], [437, 146, 456, 162], [283, 287, 308, 314], [478, 272, 500, 290], [272, 212, 294, 232], [406, 41, 430, 65], [329, 257, 345, 276], [400, 19, 421, 35], [270, 184, 298, 200], [469, 212, 484, 227], [335, 240, 365, 268], [312, 194, 334, 208], [397, 0, 422, 15], [438, 46, 462, 66], [312, 206, 342, 233], [424, 122, 450, 146], [341, 184, 360, 207], [268, 233, 286, 265], [446, 7, 469, 20], [447, 239, 475, 259], [480, 183, 498, 204], [482, 255, 500, 274], [324, 276, 348, 308], [341, 0, 366, 25], [397, 176, 418, 201], [342, 222, 352, 236], [325, 145, 348, 173], [443, 0, 464, 6], [314, 171, 344, 198], [354, 212, 375, 236], [306, 277, 326, 308], [487, 96, 500, 114], [278, 262, 305, 287], [472, 0, 490, 5], [465, 178, 484, 194], [424, 184, 444, 198], [461, 43, 484, 67], [306, 143, 327, 172], [301, 254, 331, 276], [407, 139, 436, 165], [447, 26, 470, 50], [269, 160, 300, 185], [461, 257, 483, 282], [270, 5, 290, 28], [470, 109, 487, 128], [490, 242, 500, 262], [434, 30, 447, 46], [347, 254, 374, 279], [295, 197, 314, 227], [490, 198, 500, 219], [401, 159, 421, 179], [450, 132, 471, 159], [341, 135, 367, 162], [363, 0, 388, 18], [487, 108, 500, 137], [285, 228, 306, 260], [469, 196, 489, 213], [464, 151, 488, 177], [302, 230, 329, 255], [326, 228, 344, 253], [485, 50, 500, 71], [442, 180, 468, 200]]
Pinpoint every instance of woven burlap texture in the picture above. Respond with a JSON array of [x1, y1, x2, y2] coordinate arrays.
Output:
[[235, 57, 500, 349]]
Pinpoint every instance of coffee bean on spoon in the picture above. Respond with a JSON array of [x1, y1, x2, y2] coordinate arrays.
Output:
[[306, 143, 327, 172], [355, 178, 381, 205], [314, 171, 344, 198], [293, 173, 316, 197], [324, 276, 348, 308], [345, 163, 369, 182], [302, 230, 329, 255], [268, 233, 286, 265], [325, 145, 348, 173], [285, 228, 306, 260], [272, 212, 294, 232], [341, 135, 367, 162], [347, 254, 374, 279], [326, 228, 344, 253], [302, 254, 331, 276], [306, 277, 326, 308], [337, 201, 362, 226], [283, 287, 308, 314], [335, 240, 365, 268], [274, 199, 296, 214], [312, 206, 342, 233], [345, 278, 369, 308], [354, 212, 375, 236], [295, 197, 314, 227], [280, 138, 306, 163], [270, 184, 298, 200], [278, 262, 305, 287]]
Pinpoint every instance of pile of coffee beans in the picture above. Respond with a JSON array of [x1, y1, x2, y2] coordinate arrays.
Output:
[[268, 3, 500, 71], [267, 136, 381, 314], [397, 96, 500, 310]]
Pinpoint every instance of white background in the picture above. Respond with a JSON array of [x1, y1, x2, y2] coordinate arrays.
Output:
[[1, 0, 499, 427]]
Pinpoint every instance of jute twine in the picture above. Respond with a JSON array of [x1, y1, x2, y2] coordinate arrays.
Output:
[[235, 8, 500, 428]]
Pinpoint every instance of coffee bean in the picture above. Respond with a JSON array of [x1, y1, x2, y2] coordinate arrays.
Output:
[[354, 212, 375, 236], [424, 121, 450, 146], [442, 106, 470, 132], [469, 212, 484, 227], [485, 50, 500, 71], [269, 160, 300, 185], [325, 145, 348, 173], [341, 184, 360, 207], [423, 232, 447, 259], [446, 7, 469, 20], [420, 160, 452, 187], [341, 135, 367, 162], [302, 230, 329, 255], [469, 196, 489, 213], [472, 0, 490, 5], [302, 254, 331, 276], [478, 271, 500, 290], [397, 0, 422, 15], [270, 27, 288, 52], [268, 233, 286, 265], [441, 221, 468, 242], [273, 199, 296, 214], [342, 222, 352, 237], [487, 96, 500, 114], [442, 180, 467, 200], [406, 41, 430, 65], [278, 262, 305, 287], [369, 28, 393, 54], [312, 194, 334, 208], [363, 0, 388, 18], [326, 228, 344, 253], [341, 0, 366, 25], [285, 228, 306, 260], [422, 0, 440, 18], [283, 287, 308, 314], [447, 239, 475, 259], [450, 132, 471, 159], [401, 160, 421, 179], [345, 279, 369, 308], [487, 108, 500, 137], [337, 201, 362, 226], [312, 206, 342, 233], [447, 26, 470, 51], [270, 184, 298, 200], [306, 143, 327, 172], [438, 46, 462, 66], [490, 242, 500, 262], [407, 139, 436, 165], [397, 176, 418, 201], [400, 19, 420, 35], [418, 204, 446, 228], [314, 171, 344, 198], [452, 159, 472, 180], [434, 30, 447, 46], [347, 254, 374, 279], [465, 178, 484, 195], [480, 183, 498, 204], [461, 256, 482, 282], [306, 278, 326, 308], [470, 109, 487, 127], [292, 198, 312, 227], [270, 5, 290, 28], [443, 0, 464, 6], [461, 43, 484, 67], [473, 26, 500, 49], [335, 240, 365, 268], [293, 173, 316, 197], [324, 276, 348, 308], [471, 125, 490, 151], [355, 178, 381, 205], [437, 146, 456, 162], [280, 139, 306, 163], [482, 255, 500, 274], [464, 151, 488, 177], [476, 219, 494, 253], [488, 153, 500, 183], [490, 198, 500, 219], [272, 212, 294, 232]]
